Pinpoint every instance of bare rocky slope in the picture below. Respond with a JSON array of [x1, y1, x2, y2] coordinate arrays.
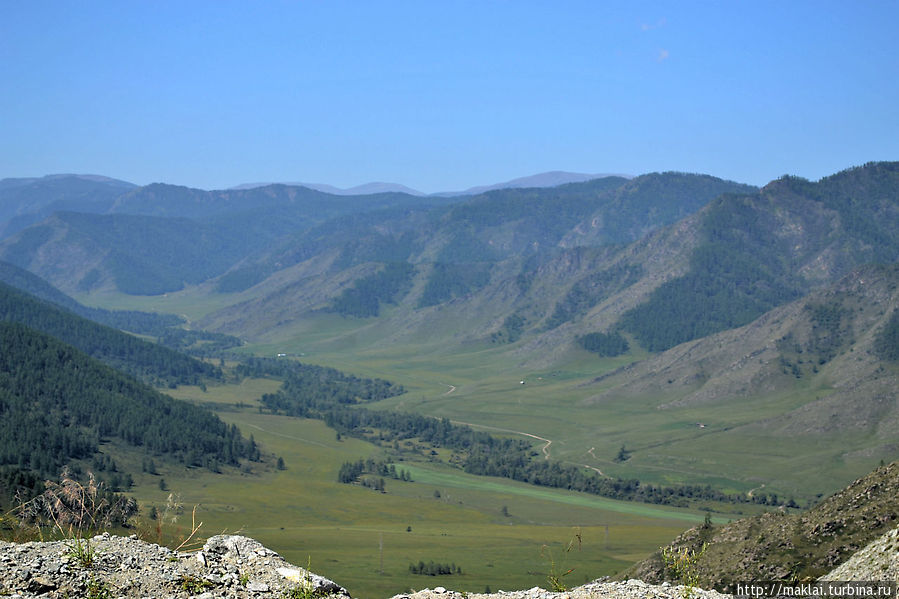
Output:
[[619, 461, 899, 591], [821, 526, 899, 582]]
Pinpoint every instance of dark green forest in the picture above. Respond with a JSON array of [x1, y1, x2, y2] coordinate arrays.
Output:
[[0, 321, 256, 509], [578, 331, 630, 356], [874, 309, 899, 361], [619, 196, 804, 351], [329, 262, 416, 317], [0, 282, 219, 386], [545, 262, 643, 330], [619, 165, 899, 353]]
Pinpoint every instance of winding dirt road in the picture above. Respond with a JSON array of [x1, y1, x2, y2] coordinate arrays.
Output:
[[451, 420, 553, 459]]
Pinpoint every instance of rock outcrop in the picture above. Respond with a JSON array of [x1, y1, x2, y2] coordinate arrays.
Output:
[[1, 527, 894, 598], [620, 461, 899, 591], [389, 580, 731, 599], [0, 533, 348, 598], [0, 532, 738, 599], [821, 525, 899, 582]]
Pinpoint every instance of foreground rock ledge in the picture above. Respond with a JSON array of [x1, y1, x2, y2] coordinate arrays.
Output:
[[0, 534, 731, 599], [0, 533, 348, 598], [389, 580, 732, 599]]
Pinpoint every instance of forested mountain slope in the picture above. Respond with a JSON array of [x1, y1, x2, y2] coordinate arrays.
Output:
[[617, 162, 899, 351], [572, 263, 899, 486], [0, 260, 183, 334], [588, 262, 899, 414], [0, 321, 255, 508], [196, 173, 753, 338], [0, 282, 218, 386]]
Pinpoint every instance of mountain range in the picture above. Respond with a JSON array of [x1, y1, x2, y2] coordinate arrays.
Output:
[[228, 170, 625, 196], [1, 161, 899, 500]]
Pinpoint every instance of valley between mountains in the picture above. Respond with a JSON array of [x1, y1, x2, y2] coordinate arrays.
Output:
[[1, 162, 898, 595]]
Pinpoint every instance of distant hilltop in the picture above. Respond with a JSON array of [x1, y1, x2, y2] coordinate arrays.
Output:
[[229, 170, 632, 196]]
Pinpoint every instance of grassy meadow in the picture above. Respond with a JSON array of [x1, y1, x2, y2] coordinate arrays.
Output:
[[236, 317, 871, 501], [73, 288, 882, 595], [126, 379, 716, 598]]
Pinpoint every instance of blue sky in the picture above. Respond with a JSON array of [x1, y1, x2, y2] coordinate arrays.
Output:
[[2, 1, 897, 191]]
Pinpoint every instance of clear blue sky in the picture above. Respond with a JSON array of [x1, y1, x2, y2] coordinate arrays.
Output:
[[2, 1, 897, 192]]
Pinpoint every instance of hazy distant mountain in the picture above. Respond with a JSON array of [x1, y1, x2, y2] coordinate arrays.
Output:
[[230, 181, 427, 196], [230, 171, 632, 196], [0, 183, 461, 294], [435, 170, 632, 196], [0, 174, 138, 237], [0, 173, 136, 190]]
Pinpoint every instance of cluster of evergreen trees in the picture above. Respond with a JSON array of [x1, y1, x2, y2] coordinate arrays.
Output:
[[619, 236, 801, 352], [337, 458, 412, 485], [874, 309, 899, 361], [490, 313, 526, 344], [409, 561, 462, 576], [157, 327, 243, 357], [578, 331, 630, 357], [329, 262, 415, 317], [804, 301, 850, 364], [0, 322, 257, 496], [463, 448, 794, 508], [0, 465, 44, 511], [243, 357, 404, 414], [545, 263, 643, 330]]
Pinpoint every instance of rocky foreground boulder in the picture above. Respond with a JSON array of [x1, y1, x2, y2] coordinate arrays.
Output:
[[2, 529, 893, 598], [0, 532, 736, 599], [0, 533, 348, 598], [390, 580, 731, 599]]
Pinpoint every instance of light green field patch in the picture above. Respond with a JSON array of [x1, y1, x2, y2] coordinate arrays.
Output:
[[128, 414, 689, 598], [398, 465, 719, 524]]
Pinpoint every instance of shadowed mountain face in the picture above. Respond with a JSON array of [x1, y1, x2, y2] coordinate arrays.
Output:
[[0, 171, 752, 297], [197, 163, 899, 355], [0, 175, 137, 237]]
